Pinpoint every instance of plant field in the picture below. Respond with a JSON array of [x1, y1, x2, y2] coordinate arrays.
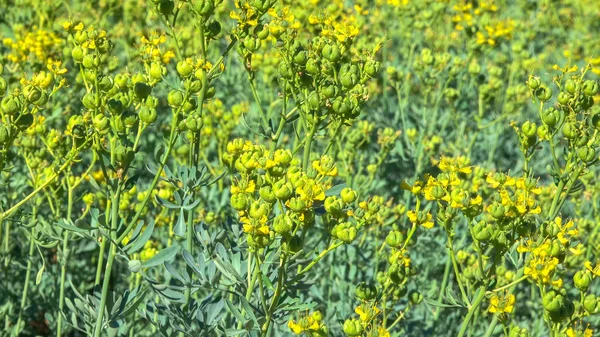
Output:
[[1, 0, 600, 336]]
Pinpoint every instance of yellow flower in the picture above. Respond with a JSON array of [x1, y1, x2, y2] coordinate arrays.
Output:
[[584, 261, 600, 277], [287, 316, 320, 334], [488, 293, 515, 314], [407, 210, 434, 229], [355, 304, 380, 322]]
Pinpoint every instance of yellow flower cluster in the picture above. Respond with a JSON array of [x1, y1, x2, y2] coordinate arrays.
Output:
[[2, 26, 63, 64], [288, 311, 327, 336]]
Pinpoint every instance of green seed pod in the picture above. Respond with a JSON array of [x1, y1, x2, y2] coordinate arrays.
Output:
[[0, 78, 7, 97], [355, 282, 378, 301], [134, 82, 152, 100], [364, 59, 381, 77], [278, 61, 294, 79], [409, 290, 423, 305], [184, 79, 203, 94], [527, 76, 540, 90], [93, 114, 110, 134], [521, 121, 536, 138], [557, 92, 570, 105], [23, 85, 42, 103], [115, 144, 135, 168], [488, 203, 505, 219], [82, 54, 100, 69], [583, 80, 598, 96], [176, 60, 194, 78], [273, 180, 293, 200], [167, 90, 184, 107], [114, 73, 130, 89], [307, 91, 321, 110], [139, 106, 158, 124], [0, 124, 10, 144], [149, 62, 165, 81], [342, 319, 363, 336], [388, 262, 406, 284], [385, 230, 404, 248], [243, 36, 261, 53], [322, 44, 341, 62], [573, 270, 592, 292], [509, 326, 530, 337], [82, 92, 97, 110], [15, 113, 34, 131], [259, 186, 276, 203], [340, 188, 357, 203], [74, 30, 88, 44], [194, 0, 215, 16], [273, 214, 293, 235], [535, 85, 552, 101], [288, 197, 306, 212], [206, 20, 222, 39], [122, 111, 139, 128], [324, 196, 344, 214], [577, 146, 596, 163], [305, 58, 319, 75], [230, 193, 249, 211], [159, 0, 174, 16], [583, 294, 598, 314], [562, 122, 578, 139], [565, 79, 578, 95]]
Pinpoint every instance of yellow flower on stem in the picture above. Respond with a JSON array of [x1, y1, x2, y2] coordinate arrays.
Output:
[[488, 293, 516, 314]]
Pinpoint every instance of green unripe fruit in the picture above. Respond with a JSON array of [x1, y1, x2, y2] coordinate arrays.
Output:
[[82, 54, 99, 69], [409, 290, 423, 305], [1, 96, 21, 115], [159, 0, 174, 16], [509, 326, 530, 337], [0, 124, 10, 144], [577, 146, 596, 163], [149, 62, 165, 80], [273, 180, 293, 200], [184, 79, 203, 93], [206, 20, 222, 38], [278, 61, 293, 79], [0, 78, 7, 96], [385, 230, 404, 248], [324, 196, 344, 214], [23, 85, 42, 103], [82, 92, 97, 109], [167, 90, 184, 107], [273, 214, 293, 235], [535, 85, 552, 101], [541, 108, 559, 127], [573, 270, 592, 291], [107, 99, 124, 115], [355, 282, 378, 301], [15, 113, 33, 131], [583, 80, 598, 96], [71, 46, 85, 62], [521, 121, 536, 138], [288, 235, 303, 253], [230, 193, 249, 211], [139, 107, 158, 124], [176, 60, 194, 77], [194, 0, 215, 16], [527, 76, 540, 90], [259, 186, 276, 203], [365, 60, 381, 77], [557, 92, 570, 105], [115, 144, 135, 168], [562, 122, 578, 139], [488, 203, 505, 219], [305, 58, 319, 75], [388, 262, 406, 284], [243, 36, 261, 52], [340, 187, 357, 203], [93, 114, 110, 134], [565, 79, 578, 95], [185, 115, 203, 132], [122, 111, 138, 128], [134, 82, 152, 100], [342, 319, 363, 336], [288, 197, 306, 212], [322, 44, 341, 62], [307, 91, 321, 110], [583, 294, 598, 314]]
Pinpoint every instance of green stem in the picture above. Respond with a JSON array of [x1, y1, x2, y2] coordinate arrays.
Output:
[[92, 181, 122, 337], [457, 287, 486, 337], [302, 122, 318, 169], [56, 185, 74, 337], [15, 227, 37, 335], [445, 227, 470, 306]]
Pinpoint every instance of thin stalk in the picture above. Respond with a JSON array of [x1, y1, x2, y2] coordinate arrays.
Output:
[[56, 184, 74, 337], [16, 209, 37, 335], [302, 122, 318, 169], [92, 181, 122, 337], [456, 287, 486, 337]]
